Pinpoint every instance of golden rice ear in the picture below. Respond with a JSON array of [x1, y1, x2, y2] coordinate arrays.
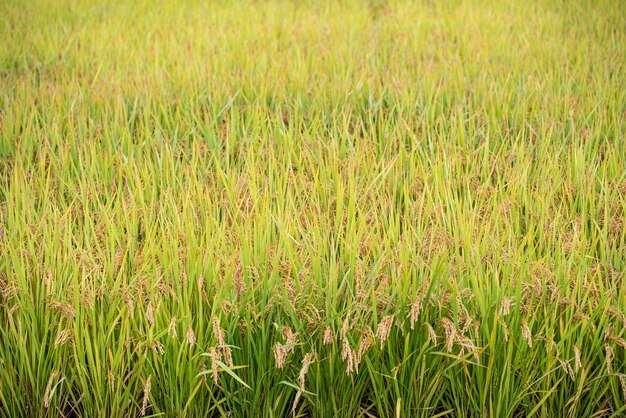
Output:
[[209, 347, 220, 384], [499, 320, 510, 342], [43, 371, 60, 409], [604, 344, 614, 375], [108, 369, 115, 392], [186, 326, 196, 346], [141, 376, 151, 417], [272, 342, 288, 369], [499, 297, 513, 317], [168, 317, 177, 339], [408, 299, 422, 330], [573, 346, 582, 372], [145, 302, 154, 326], [423, 323, 437, 345], [292, 351, 317, 416], [322, 326, 335, 345], [521, 320, 533, 348], [440, 318, 457, 353], [298, 352, 315, 389], [54, 329, 72, 348], [376, 314, 394, 347]]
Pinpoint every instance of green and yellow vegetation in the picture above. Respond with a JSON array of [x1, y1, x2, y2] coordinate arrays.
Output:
[[1, 0, 625, 416]]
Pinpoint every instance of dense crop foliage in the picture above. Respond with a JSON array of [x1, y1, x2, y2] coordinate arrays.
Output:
[[1, 0, 625, 416]]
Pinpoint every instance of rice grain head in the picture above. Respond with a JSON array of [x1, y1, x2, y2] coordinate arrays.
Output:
[[322, 326, 334, 345], [292, 390, 302, 417], [213, 317, 233, 366], [499, 319, 509, 342], [146, 303, 154, 326], [521, 320, 533, 347], [605, 344, 614, 374], [54, 329, 72, 348], [423, 322, 437, 345], [573, 346, 581, 372], [354, 332, 374, 373], [298, 352, 316, 389], [441, 318, 457, 353], [209, 347, 220, 384], [43, 371, 59, 408], [558, 358, 575, 381], [186, 326, 196, 346], [273, 342, 288, 369], [108, 369, 115, 392], [408, 297, 423, 330], [376, 315, 394, 347], [141, 376, 151, 416], [168, 317, 177, 339], [500, 297, 512, 317]]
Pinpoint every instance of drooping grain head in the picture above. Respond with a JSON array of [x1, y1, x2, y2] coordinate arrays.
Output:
[[298, 352, 315, 389], [43, 371, 59, 409], [186, 326, 196, 346], [423, 322, 437, 345], [408, 297, 423, 330], [273, 342, 288, 369], [208, 347, 220, 384], [500, 297, 512, 317], [141, 376, 151, 416], [521, 320, 533, 348], [604, 344, 614, 374], [213, 316, 233, 366], [54, 329, 72, 348], [146, 303, 154, 326], [168, 317, 177, 339], [441, 318, 457, 353], [573, 346, 582, 372], [376, 315, 394, 347], [322, 326, 334, 345]]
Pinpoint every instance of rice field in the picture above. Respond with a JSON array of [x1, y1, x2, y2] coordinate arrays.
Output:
[[1, 0, 625, 416]]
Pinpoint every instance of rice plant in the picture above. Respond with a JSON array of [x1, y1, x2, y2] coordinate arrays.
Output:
[[1, 0, 624, 416]]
